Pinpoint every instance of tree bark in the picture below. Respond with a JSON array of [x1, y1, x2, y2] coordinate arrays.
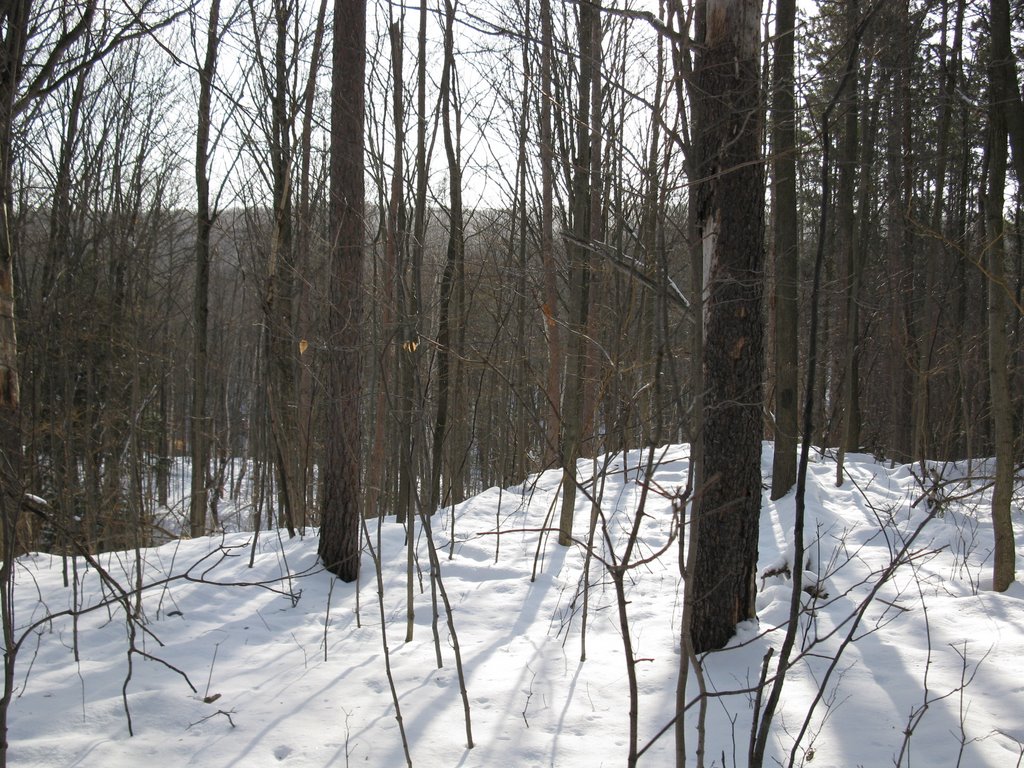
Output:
[[429, 0, 463, 516], [540, 0, 561, 470], [386, 20, 415, 526], [404, 0, 429, 513], [190, 0, 221, 538], [834, 0, 862, 485], [985, 0, 1016, 593], [295, 0, 329, 527], [769, 0, 798, 500], [558, 0, 600, 547], [689, 0, 766, 654], [0, 7, 27, 764], [885, 0, 922, 463], [320, 0, 365, 582]]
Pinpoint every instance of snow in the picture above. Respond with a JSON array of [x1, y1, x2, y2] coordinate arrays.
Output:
[[6, 444, 1023, 767]]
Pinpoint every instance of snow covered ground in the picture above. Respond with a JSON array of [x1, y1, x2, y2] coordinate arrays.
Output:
[[6, 444, 1024, 767]]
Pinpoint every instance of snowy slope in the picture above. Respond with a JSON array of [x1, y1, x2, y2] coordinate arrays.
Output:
[[6, 444, 1023, 767]]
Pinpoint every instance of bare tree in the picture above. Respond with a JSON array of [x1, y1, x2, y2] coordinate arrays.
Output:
[[190, 0, 222, 538], [688, 0, 766, 654], [295, 0, 330, 527], [429, 0, 469, 516], [558, 0, 602, 547], [246, 0, 305, 538], [540, 0, 561, 470], [833, 0, 863, 485], [769, 0, 798, 500], [319, 0, 366, 582], [1, 2, 94, 761], [984, 0, 1016, 593]]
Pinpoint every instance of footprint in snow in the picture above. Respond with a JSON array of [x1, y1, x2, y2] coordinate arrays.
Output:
[[273, 745, 292, 761]]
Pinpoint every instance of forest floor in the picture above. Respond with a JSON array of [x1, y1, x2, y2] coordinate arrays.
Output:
[[7, 444, 1024, 767]]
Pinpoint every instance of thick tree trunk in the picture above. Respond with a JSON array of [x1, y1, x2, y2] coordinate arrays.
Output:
[[320, 0, 365, 582], [689, 0, 766, 654]]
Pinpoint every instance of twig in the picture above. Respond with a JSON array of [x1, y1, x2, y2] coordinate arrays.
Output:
[[323, 577, 335, 662], [205, 642, 220, 700], [750, 4, 885, 764], [418, 507, 475, 749], [187, 709, 236, 729], [522, 666, 536, 728], [360, 517, 413, 768]]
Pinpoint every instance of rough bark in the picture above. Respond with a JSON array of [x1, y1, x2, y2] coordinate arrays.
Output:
[[689, 0, 765, 654], [319, 0, 365, 582]]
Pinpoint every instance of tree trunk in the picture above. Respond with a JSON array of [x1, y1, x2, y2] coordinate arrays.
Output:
[[295, 0, 329, 528], [0, 9, 26, 764], [834, 0, 861, 485], [689, 0, 766, 654], [404, 0, 430, 513], [558, 0, 600, 547], [387, 19, 415, 526], [769, 0, 798, 500], [885, 0, 920, 463], [366, 19, 405, 523], [429, 0, 463, 516], [985, 0, 1016, 593], [262, 0, 299, 538], [510, 0, 532, 484], [540, 0, 561, 470], [320, 0, 366, 582], [191, 0, 221, 538]]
